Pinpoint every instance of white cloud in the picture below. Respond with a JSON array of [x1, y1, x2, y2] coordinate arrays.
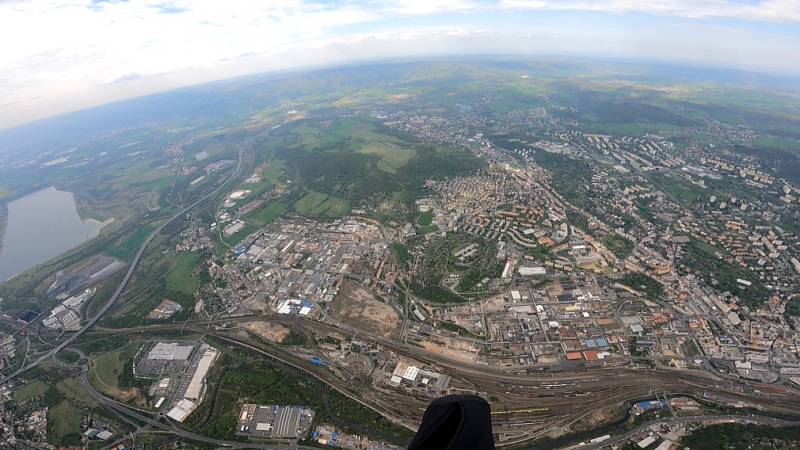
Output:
[[499, 0, 800, 23], [1, 0, 799, 128]]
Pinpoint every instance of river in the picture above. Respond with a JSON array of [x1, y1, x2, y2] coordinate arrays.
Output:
[[0, 186, 109, 282]]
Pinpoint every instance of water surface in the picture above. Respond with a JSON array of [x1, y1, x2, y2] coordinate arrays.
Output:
[[0, 186, 105, 281]]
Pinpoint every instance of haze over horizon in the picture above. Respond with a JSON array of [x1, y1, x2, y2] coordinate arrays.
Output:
[[2, 0, 800, 129]]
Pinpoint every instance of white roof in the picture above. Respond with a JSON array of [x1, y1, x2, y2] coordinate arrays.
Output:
[[184, 347, 219, 400], [655, 440, 673, 450], [637, 436, 657, 448], [402, 366, 419, 381], [167, 399, 197, 422], [96, 430, 113, 440], [519, 266, 546, 276], [148, 342, 193, 361]]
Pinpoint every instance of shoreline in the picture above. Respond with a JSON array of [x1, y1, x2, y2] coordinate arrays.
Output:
[[0, 209, 6, 255]]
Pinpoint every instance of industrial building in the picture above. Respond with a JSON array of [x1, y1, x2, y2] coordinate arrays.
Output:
[[184, 346, 219, 400], [147, 342, 194, 361], [236, 404, 315, 440], [165, 344, 219, 423]]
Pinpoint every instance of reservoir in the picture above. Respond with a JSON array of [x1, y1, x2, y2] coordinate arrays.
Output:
[[0, 186, 107, 282]]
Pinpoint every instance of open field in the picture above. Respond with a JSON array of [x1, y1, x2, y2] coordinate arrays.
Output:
[[166, 251, 200, 295], [14, 380, 49, 402], [248, 200, 288, 225], [48, 400, 82, 445], [330, 280, 400, 337], [241, 320, 290, 343], [293, 191, 350, 217], [89, 344, 146, 407], [417, 211, 434, 226], [359, 143, 416, 173], [106, 224, 156, 260], [55, 376, 95, 406]]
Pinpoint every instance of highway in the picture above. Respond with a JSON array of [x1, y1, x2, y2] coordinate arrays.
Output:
[[583, 414, 800, 450], [109, 314, 800, 448], [92, 314, 800, 416], [4, 135, 799, 448], [78, 369, 316, 450], [0, 147, 246, 386]]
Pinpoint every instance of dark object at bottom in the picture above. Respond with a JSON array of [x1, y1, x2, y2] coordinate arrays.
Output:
[[409, 394, 495, 450]]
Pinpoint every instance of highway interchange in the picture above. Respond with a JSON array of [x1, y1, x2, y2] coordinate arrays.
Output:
[[2, 141, 800, 449]]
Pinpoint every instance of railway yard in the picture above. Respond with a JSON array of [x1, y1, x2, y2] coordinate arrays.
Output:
[[3, 68, 800, 449]]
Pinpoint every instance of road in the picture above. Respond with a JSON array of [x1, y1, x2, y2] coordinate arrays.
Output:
[[102, 313, 800, 448], [78, 369, 315, 450], [207, 332, 417, 431], [0, 147, 246, 386], [583, 414, 800, 450]]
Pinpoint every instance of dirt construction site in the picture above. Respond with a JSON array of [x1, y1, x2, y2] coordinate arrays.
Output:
[[329, 280, 400, 337]]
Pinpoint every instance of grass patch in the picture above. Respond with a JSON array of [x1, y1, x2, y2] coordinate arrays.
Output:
[[55, 377, 95, 406], [649, 173, 705, 205], [92, 350, 125, 389], [166, 252, 201, 296], [416, 224, 439, 235], [293, 191, 350, 217], [417, 211, 434, 227], [48, 400, 82, 445], [220, 223, 258, 250], [620, 273, 664, 298], [106, 225, 154, 260], [360, 143, 416, 173], [14, 381, 49, 402], [249, 201, 288, 226]]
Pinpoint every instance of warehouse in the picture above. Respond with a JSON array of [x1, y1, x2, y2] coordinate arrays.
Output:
[[147, 342, 194, 361], [184, 346, 219, 400]]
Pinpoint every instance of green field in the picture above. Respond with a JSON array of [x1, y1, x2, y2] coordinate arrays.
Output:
[[48, 400, 82, 445], [106, 224, 155, 260], [273, 117, 483, 205], [92, 349, 125, 389], [55, 377, 94, 406], [293, 191, 350, 217], [417, 211, 434, 226], [360, 143, 416, 173], [259, 159, 285, 183], [166, 251, 201, 295], [14, 381, 49, 402], [416, 224, 439, 235], [249, 201, 288, 225]]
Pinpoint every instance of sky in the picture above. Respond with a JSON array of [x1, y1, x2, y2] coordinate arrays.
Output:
[[2, 0, 800, 129]]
